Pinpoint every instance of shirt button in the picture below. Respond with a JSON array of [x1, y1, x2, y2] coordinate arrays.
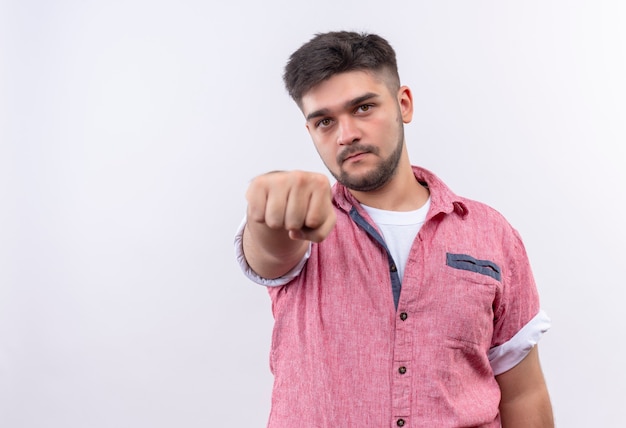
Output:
[[400, 312, 408, 321], [398, 366, 407, 374], [390, 264, 397, 272], [397, 419, 406, 427]]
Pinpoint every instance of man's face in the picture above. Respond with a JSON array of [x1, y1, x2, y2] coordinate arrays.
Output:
[[301, 70, 413, 192]]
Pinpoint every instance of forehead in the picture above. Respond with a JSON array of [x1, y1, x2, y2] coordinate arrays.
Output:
[[300, 70, 390, 116]]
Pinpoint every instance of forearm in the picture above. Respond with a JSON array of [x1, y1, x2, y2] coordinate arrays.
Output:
[[499, 387, 554, 428], [242, 221, 309, 279], [496, 346, 554, 428]]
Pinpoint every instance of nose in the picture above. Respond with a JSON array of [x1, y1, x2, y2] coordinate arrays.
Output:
[[336, 116, 360, 146]]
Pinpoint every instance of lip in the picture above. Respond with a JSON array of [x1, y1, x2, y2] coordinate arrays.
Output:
[[342, 151, 369, 163]]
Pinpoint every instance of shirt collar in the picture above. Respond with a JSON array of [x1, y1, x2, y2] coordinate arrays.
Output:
[[332, 165, 468, 220]]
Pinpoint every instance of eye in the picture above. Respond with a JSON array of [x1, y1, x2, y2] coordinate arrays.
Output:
[[316, 118, 333, 128], [356, 104, 372, 113]]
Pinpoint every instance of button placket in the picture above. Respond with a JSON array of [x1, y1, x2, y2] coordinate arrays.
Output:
[[392, 306, 413, 424]]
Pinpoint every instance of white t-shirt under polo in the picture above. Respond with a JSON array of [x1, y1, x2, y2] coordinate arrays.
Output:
[[361, 197, 431, 282]]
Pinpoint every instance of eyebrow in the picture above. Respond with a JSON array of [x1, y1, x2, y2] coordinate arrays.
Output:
[[305, 92, 380, 122]]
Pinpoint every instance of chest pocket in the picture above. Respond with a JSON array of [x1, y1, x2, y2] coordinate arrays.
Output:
[[446, 253, 501, 281], [421, 252, 502, 346]]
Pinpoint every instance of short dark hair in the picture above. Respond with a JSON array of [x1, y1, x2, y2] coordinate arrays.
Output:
[[283, 31, 400, 105]]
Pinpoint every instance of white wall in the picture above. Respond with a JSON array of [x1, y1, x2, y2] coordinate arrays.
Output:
[[1, 1, 624, 426]]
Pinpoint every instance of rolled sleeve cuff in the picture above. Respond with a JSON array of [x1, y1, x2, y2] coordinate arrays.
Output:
[[488, 309, 551, 375], [234, 217, 310, 287]]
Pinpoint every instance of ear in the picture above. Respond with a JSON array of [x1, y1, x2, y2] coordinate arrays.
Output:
[[397, 86, 414, 124]]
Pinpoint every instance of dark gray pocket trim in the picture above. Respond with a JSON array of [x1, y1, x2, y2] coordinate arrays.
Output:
[[446, 253, 502, 281]]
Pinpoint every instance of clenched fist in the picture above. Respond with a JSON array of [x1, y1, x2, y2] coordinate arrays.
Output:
[[243, 170, 336, 279], [246, 170, 336, 242]]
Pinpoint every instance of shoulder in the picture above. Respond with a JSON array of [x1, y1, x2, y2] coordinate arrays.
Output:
[[461, 196, 510, 224]]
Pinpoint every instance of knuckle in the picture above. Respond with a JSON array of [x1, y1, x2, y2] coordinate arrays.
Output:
[[284, 218, 303, 231], [246, 207, 264, 223], [305, 212, 325, 229], [292, 170, 328, 189], [264, 216, 283, 230]]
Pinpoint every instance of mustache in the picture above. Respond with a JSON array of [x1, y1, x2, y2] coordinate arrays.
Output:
[[337, 144, 379, 164]]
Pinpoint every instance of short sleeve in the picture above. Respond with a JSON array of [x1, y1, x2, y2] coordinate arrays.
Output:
[[489, 228, 550, 373], [489, 310, 551, 375]]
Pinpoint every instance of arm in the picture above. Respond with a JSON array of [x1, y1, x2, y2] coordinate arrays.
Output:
[[243, 170, 336, 279], [495, 345, 554, 427]]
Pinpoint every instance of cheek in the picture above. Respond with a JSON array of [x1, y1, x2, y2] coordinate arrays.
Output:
[[368, 114, 394, 132], [318, 146, 337, 164], [312, 139, 335, 161]]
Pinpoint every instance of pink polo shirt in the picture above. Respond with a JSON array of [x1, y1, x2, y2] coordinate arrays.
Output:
[[235, 166, 549, 427]]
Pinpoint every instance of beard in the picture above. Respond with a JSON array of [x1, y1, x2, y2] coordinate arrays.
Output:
[[329, 124, 405, 192]]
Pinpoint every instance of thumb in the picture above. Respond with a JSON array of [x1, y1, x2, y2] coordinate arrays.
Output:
[[288, 229, 306, 241]]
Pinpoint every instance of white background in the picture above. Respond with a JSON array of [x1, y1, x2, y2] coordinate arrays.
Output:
[[1, 1, 625, 427]]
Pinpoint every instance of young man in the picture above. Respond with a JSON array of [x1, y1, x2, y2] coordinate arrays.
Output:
[[235, 31, 553, 427]]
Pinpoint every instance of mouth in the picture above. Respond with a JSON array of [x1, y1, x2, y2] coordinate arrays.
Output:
[[340, 150, 369, 164]]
